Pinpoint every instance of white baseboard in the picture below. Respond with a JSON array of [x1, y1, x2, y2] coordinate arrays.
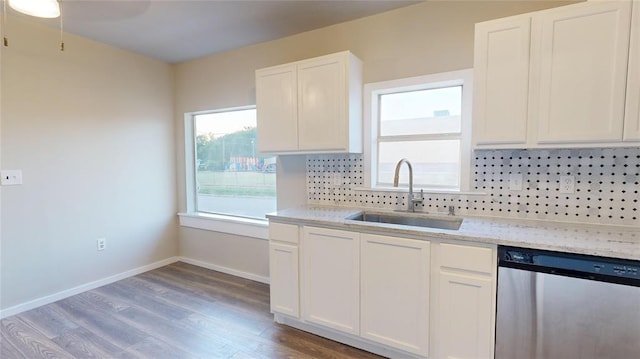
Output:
[[0, 256, 269, 319], [178, 256, 270, 284], [0, 256, 180, 319]]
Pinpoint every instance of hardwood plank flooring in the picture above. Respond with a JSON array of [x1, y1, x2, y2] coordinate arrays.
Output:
[[0, 262, 386, 358]]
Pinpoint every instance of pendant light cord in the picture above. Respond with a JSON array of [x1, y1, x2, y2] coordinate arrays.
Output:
[[3, 0, 8, 47], [59, 0, 64, 51]]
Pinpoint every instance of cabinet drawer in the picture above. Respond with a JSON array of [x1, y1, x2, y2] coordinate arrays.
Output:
[[269, 222, 299, 244], [440, 243, 494, 274]]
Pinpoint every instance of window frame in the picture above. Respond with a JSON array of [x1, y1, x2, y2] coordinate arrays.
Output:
[[179, 105, 270, 239], [363, 69, 473, 193]]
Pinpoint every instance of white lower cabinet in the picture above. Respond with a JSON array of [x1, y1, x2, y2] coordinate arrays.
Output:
[[269, 242, 299, 317], [301, 226, 360, 335], [361, 233, 430, 356], [268, 221, 497, 359], [436, 272, 493, 359], [268, 222, 300, 318], [433, 243, 496, 359]]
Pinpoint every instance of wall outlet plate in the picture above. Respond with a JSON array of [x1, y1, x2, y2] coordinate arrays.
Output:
[[97, 238, 106, 251], [559, 175, 575, 194], [1, 170, 23, 186], [509, 173, 523, 191], [333, 173, 342, 186]]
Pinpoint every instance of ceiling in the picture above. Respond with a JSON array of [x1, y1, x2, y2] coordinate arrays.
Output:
[[9, 0, 421, 63]]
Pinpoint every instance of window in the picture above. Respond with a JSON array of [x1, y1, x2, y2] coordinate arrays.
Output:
[[364, 69, 473, 192], [188, 107, 276, 220]]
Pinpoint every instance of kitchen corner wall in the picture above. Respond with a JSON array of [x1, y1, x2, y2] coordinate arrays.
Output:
[[1, 17, 178, 311], [307, 147, 639, 227]]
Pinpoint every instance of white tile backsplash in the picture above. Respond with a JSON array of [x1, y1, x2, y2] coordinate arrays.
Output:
[[307, 147, 639, 226]]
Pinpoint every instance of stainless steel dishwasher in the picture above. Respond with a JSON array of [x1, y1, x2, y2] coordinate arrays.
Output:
[[495, 246, 640, 359]]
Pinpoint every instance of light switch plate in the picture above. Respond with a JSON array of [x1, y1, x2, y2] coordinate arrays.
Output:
[[1, 170, 23, 186]]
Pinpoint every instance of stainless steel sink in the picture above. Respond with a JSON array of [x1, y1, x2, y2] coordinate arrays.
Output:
[[346, 211, 463, 230]]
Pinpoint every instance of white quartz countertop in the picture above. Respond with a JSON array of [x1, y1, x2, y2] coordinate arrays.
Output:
[[266, 205, 640, 261]]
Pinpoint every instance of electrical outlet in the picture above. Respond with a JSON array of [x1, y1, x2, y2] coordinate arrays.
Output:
[[509, 173, 523, 191], [1, 170, 23, 186], [333, 173, 342, 186], [97, 238, 106, 251], [559, 175, 575, 194]]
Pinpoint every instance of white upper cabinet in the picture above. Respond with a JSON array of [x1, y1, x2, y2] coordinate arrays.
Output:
[[533, 0, 632, 144], [256, 64, 298, 152], [473, 15, 531, 146], [625, 1, 640, 141], [473, 0, 637, 148], [297, 56, 348, 151], [256, 51, 363, 154]]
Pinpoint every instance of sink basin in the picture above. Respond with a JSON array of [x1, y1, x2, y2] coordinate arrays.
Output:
[[347, 211, 463, 230]]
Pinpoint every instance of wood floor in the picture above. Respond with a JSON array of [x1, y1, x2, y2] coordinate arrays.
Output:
[[1, 262, 385, 359]]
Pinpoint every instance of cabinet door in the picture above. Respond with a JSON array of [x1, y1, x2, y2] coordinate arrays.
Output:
[[297, 54, 348, 151], [624, 1, 640, 142], [361, 234, 430, 356], [473, 15, 531, 146], [301, 226, 359, 334], [256, 64, 298, 153], [534, 1, 632, 143], [269, 242, 299, 317], [437, 271, 493, 359]]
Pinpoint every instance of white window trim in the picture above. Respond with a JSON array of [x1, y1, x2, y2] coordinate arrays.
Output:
[[363, 69, 474, 193], [181, 106, 269, 240], [177, 212, 268, 240]]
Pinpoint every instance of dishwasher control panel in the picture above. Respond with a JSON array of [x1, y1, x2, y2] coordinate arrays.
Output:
[[611, 265, 638, 275], [499, 246, 640, 286]]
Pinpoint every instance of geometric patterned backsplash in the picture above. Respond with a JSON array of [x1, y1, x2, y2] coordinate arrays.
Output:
[[307, 147, 639, 226]]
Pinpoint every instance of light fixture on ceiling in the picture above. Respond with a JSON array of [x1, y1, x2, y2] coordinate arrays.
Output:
[[2, 0, 65, 50], [8, 0, 60, 18]]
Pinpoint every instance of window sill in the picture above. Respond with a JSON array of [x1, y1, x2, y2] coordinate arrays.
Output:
[[178, 212, 269, 240], [352, 187, 487, 196]]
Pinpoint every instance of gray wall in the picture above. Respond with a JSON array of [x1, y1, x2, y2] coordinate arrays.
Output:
[[1, 17, 178, 312]]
